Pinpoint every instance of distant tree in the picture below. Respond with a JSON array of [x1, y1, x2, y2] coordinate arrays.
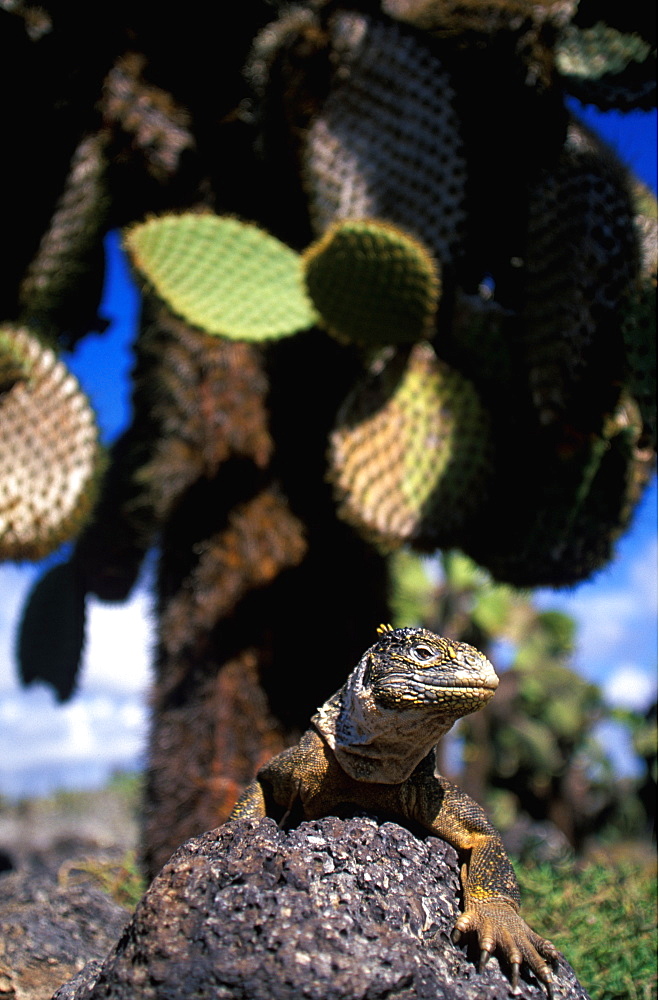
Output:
[[3, 1, 656, 874], [391, 550, 653, 848], [619, 699, 658, 839]]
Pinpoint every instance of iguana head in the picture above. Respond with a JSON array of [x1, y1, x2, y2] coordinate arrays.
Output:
[[312, 625, 499, 783], [365, 624, 499, 713]]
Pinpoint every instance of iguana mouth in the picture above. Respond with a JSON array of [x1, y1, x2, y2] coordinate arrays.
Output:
[[373, 672, 499, 696], [434, 676, 499, 690], [437, 681, 499, 693]]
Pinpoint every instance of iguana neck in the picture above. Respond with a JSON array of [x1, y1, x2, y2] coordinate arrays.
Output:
[[311, 666, 452, 784]]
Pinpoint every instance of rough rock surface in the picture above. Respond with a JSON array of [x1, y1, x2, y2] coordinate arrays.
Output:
[[53, 816, 591, 1000], [0, 851, 129, 1000]]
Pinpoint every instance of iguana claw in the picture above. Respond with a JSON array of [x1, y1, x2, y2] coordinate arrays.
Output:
[[452, 899, 558, 996]]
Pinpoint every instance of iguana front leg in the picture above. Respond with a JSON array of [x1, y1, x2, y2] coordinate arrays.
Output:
[[413, 774, 558, 996], [228, 741, 309, 825], [229, 778, 268, 821]]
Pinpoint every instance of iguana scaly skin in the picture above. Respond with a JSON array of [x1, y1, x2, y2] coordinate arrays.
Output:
[[229, 624, 559, 995]]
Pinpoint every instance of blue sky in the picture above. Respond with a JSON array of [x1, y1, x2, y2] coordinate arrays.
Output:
[[0, 102, 656, 799]]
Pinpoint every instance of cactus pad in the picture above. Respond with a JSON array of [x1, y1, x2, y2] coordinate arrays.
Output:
[[124, 214, 317, 340], [0, 325, 99, 561], [520, 120, 638, 426], [102, 52, 194, 181], [19, 131, 110, 343], [622, 185, 658, 445], [328, 342, 491, 550], [449, 289, 515, 389], [465, 397, 653, 587], [304, 10, 466, 265], [302, 219, 440, 346], [621, 277, 658, 447], [18, 560, 86, 702]]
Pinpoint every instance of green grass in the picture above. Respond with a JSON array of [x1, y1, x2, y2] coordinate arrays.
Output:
[[59, 850, 146, 910], [517, 851, 657, 1000]]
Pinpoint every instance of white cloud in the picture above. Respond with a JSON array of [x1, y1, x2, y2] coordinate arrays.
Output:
[[0, 501, 654, 797], [0, 564, 39, 693], [0, 682, 149, 797], [0, 561, 154, 797], [82, 586, 154, 695], [604, 663, 657, 712], [0, 562, 154, 698]]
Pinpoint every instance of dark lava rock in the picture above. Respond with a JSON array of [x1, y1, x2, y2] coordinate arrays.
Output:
[[0, 862, 129, 1000], [53, 816, 591, 1000]]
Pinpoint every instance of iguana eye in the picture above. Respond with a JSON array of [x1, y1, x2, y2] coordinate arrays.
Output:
[[412, 644, 433, 662]]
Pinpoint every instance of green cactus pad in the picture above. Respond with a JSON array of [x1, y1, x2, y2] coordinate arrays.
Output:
[[124, 214, 317, 340], [18, 560, 86, 702], [0, 325, 100, 561], [302, 219, 441, 347], [328, 342, 491, 550]]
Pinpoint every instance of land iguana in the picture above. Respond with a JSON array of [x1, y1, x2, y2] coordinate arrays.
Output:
[[229, 624, 559, 995]]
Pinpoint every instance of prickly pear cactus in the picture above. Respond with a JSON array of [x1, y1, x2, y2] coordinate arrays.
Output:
[[124, 214, 316, 340], [328, 342, 491, 550], [3, 0, 655, 873], [621, 182, 658, 448], [18, 131, 110, 344], [621, 282, 657, 448], [303, 9, 467, 266], [520, 118, 639, 427], [0, 325, 100, 561], [464, 395, 653, 587], [302, 219, 441, 346], [18, 560, 87, 702]]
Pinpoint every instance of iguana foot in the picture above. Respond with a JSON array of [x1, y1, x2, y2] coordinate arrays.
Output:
[[451, 899, 559, 996]]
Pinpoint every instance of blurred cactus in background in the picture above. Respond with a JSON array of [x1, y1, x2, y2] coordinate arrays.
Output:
[[0, 325, 100, 561], [2, 0, 655, 874], [327, 342, 493, 550]]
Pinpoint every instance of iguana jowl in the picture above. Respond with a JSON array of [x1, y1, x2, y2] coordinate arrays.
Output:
[[229, 624, 559, 995]]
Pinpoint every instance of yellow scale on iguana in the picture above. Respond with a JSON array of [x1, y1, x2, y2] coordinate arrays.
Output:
[[229, 624, 559, 995]]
